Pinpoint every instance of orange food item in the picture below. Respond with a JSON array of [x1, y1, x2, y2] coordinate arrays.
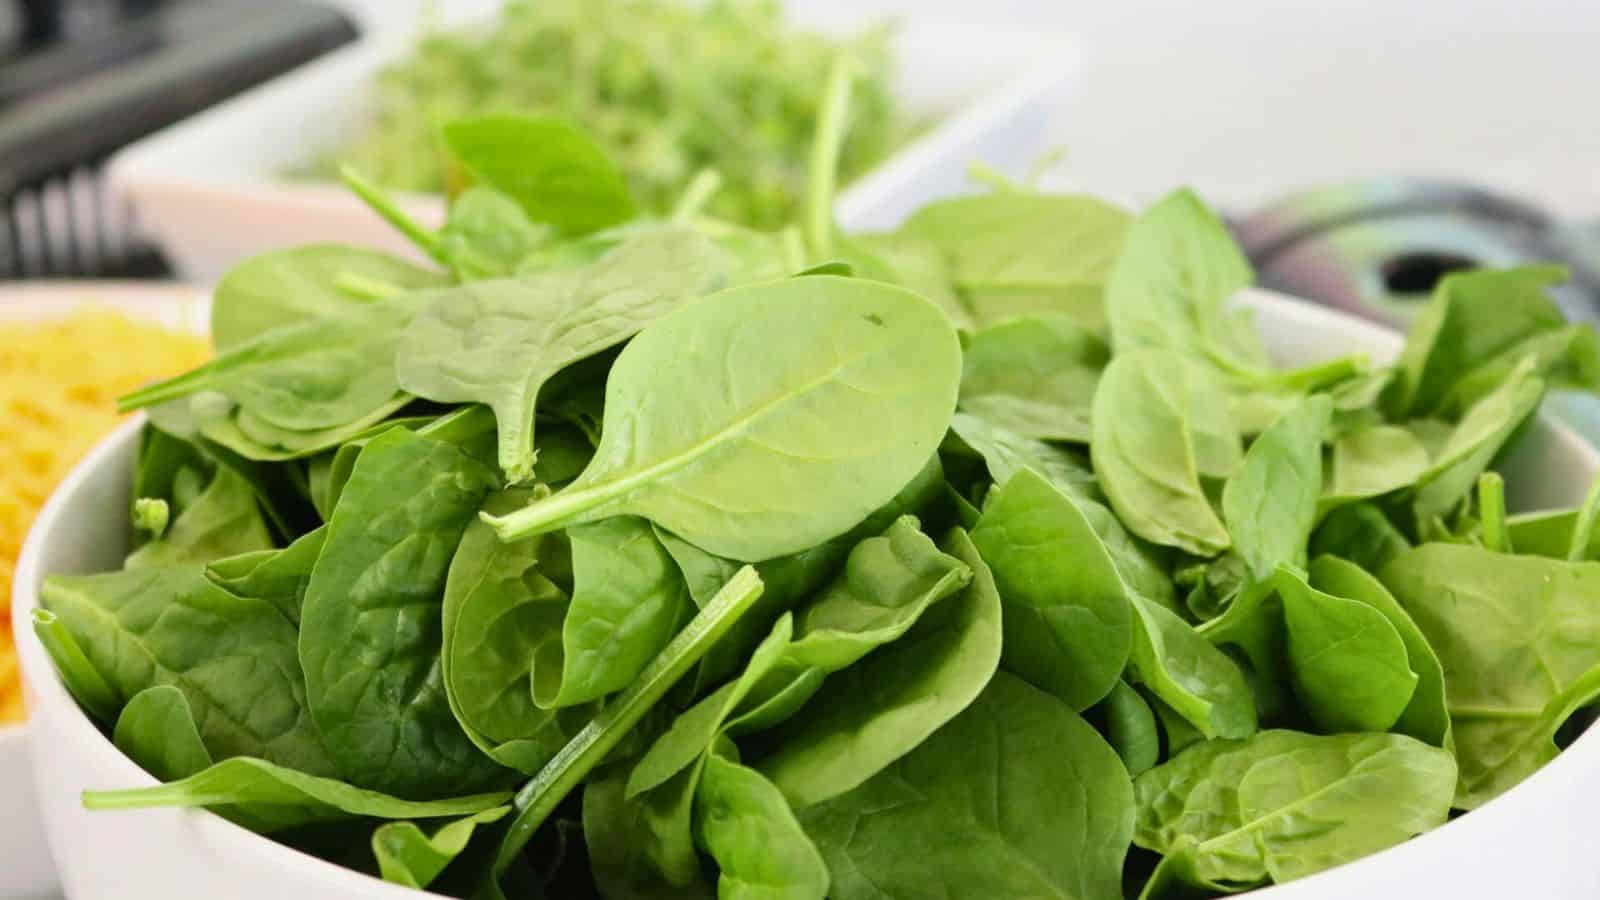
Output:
[[0, 309, 210, 724]]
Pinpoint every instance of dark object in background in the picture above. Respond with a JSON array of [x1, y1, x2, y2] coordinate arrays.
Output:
[[0, 0, 356, 279], [1234, 177, 1600, 328]]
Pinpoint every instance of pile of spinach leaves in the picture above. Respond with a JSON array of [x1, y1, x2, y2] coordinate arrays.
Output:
[[35, 75, 1600, 900]]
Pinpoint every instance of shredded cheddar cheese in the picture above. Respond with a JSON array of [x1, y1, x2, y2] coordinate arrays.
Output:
[[0, 309, 209, 724]]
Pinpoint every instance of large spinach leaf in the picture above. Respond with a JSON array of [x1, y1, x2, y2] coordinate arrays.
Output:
[[40, 564, 334, 774], [299, 428, 506, 798], [799, 672, 1134, 900], [484, 276, 961, 561], [394, 227, 725, 481]]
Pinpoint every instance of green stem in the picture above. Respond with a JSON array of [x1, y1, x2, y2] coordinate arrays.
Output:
[[339, 165, 445, 264], [489, 567, 765, 885], [803, 56, 855, 262], [671, 169, 723, 223], [334, 272, 405, 301], [966, 161, 1025, 194], [1566, 472, 1600, 562], [1477, 472, 1510, 553]]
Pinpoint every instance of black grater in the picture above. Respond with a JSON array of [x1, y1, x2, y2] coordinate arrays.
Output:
[[0, 0, 357, 280]]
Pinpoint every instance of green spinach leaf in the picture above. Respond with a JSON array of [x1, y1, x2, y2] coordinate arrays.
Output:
[[799, 673, 1134, 900], [441, 114, 635, 236], [484, 276, 961, 561], [971, 468, 1132, 710], [394, 227, 725, 482], [958, 314, 1108, 442], [113, 685, 214, 783], [1092, 352, 1238, 555], [1134, 730, 1455, 894], [299, 428, 506, 798]]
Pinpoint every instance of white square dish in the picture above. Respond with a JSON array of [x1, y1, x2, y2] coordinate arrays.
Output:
[[106, 2, 1079, 281]]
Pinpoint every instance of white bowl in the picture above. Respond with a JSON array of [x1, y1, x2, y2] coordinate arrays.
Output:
[[0, 282, 208, 899], [12, 289, 1600, 898], [108, 1, 1080, 281]]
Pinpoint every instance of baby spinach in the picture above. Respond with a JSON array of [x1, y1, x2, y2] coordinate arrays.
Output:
[[1222, 396, 1330, 581], [299, 429, 506, 798], [1129, 593, 1257, 740], [127, 465, 274, 568], [958, 314, 1108, 443], [441, 114, 636, 237], [1381, 543, 1600, 807], [1092, 352, 1238, 555], [440, 492, 576, 774], [210, 244, 447, 351], [40, 564, 334, 775], [1386, 264, 1573, 417], [1096, 680, 1162, 775], [697, 750, 830, 900], [947, 411, 1098, 500], [1134, 730, 1455, 895], [757, 528, 1003, 807], [1307, 556, 1450, 748], [799, 673, 1134, 900], [205, 527, 325, 627], [1411, 358, 1544, 525], [484, 276, 961, 561], [971, 468, 1132, 710], [112, 685, 214, 783], [1321, 424, 1430, 513], [878, 192, 1132, 331], [1310, 502, 1412, 573], [1275, 565, 1418, 734], [54, 139, 1600, 898], [1105, 188, 1261, 375], [119, 294, 421, 433], [394, 228, 725, 482], [539, 516, 695, 708]]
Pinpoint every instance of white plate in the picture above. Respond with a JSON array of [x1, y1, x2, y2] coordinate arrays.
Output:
[[12, 287, 1600, 899], [0, 282, 208, 900], [107, 1, 1079, 282]]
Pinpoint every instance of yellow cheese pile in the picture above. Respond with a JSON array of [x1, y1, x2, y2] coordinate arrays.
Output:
[[0, 309, 210, 725]]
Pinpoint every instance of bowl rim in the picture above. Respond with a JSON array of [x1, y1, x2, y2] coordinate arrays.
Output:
[[11, 288, 1600, 897]]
